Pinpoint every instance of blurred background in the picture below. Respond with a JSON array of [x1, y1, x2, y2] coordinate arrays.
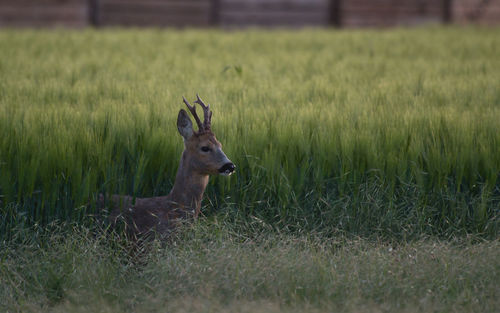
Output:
[[0, 0, 498, 29]]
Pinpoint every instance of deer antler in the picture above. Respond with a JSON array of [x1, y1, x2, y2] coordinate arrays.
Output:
[[194, 94, 212, 131], [183, 95, 212, 133], [183, 96, 204, 132]]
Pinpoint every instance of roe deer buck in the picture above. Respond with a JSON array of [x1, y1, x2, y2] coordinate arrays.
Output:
[[106, 95, 235, 238]]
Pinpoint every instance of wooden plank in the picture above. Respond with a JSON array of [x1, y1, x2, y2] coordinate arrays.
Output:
[[221, 2, 328, 11], [343, 4, 443, 11], [0, 3, 88, 27], [100, 3, 210, 15], [100, 0, 210, 8], [342, 17, 442, 27], [0, 0, 84, 3], [342, 0, 443, 13], [221, 0, 326, 3], [342, 0, 440, 6], [220, 11, 328, 26], [98, 0, 212, 26], [99, 13, 211, 27], [219, 0, 328, 26], [453, 0, 500, 24], [340, 0, 446, 26], [343, 8, 443, 15]]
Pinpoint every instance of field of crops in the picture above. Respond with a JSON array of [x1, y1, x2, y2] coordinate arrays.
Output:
[[1, 26, 499, 238], [0, 26, 499, 312]]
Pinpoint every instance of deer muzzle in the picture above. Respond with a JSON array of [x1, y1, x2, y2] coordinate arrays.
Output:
[[218, 162, 236, 176]]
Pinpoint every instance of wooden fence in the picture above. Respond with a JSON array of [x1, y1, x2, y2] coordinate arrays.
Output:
[[0, 0, 498, 28], [341, 0, 446, 27], [0, 0, 88, 27], [218, 0, 330, 27], [454, 0, 500, 24], [96, 0, 213, 27]]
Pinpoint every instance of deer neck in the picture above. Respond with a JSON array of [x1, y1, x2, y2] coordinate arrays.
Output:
[[167, 150, 209, 216]]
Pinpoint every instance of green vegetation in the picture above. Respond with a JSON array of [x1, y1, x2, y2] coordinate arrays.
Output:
[[1, 26, 499, 313], [1, 223, 499, 313], [1, 27, 499, 238]]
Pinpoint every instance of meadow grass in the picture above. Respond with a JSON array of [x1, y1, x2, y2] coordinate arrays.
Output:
[[1, 223, 499, 313], [0, 26, 499, 237]]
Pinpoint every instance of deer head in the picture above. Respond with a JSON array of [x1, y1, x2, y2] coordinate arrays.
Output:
[[177, 95, 235, 176]]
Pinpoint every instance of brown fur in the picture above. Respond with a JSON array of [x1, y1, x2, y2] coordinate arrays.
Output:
[[105, 98, 234, 239]]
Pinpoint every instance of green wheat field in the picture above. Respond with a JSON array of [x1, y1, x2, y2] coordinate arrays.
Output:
[[1, 27, 499, 312]]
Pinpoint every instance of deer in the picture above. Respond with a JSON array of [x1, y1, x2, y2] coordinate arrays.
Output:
[[104, 95, 235, 239]]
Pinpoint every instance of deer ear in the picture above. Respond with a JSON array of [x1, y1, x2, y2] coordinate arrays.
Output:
[[177, 109, 194, 140]]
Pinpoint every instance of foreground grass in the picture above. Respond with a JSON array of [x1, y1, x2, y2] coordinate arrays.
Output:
[[0, 27, 499, 237], [1, 224, 499, 313]]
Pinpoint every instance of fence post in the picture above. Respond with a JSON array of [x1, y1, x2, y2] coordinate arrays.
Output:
[[443, 0, 453, 23], [89, 0, 100, 26], [211, 0, 220, 25], [329, 0, 342, 27]]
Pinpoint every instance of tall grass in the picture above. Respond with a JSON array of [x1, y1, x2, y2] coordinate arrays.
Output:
[[1, 224, 499, 313], [0, 27, 499, 237]]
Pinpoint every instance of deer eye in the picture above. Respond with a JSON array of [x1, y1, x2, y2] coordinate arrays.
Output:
[[201, 146, 211, 152]]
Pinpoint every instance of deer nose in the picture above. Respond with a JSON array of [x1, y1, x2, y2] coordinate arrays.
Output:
[[218, 162, 236, 176]]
